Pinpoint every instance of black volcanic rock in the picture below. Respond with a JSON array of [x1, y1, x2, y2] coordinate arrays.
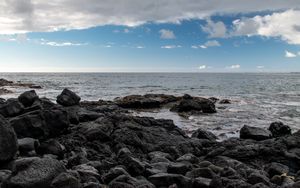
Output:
[[192, 128, 217, 141], [171, 97, 216, 113], [240, 125, 272, 141], [268, 121, 291, 137], [0, 99, 24, 117], [18, 90, 39, 107], [57, 88, 81, 106], [0, 115, 18, 163], [2, 157, 66, 188]]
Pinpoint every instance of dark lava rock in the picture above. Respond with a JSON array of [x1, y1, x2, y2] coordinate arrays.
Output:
[[148, 173, 193, 188], [18, 137, 39, 156], [191, 128, 217, 141], [115, 95, 161, 109], [57, 88, 81, 106], [18, 90, 39, 107], [0, 98, 5, 104], [2, 157, 66, 188], [171, 97, 216, 113], [176, 153, 199, 164], [208, 97, 219, 104], [247, 171, 270, 185], [219, 99, 231, 104], [10, 109, 69, 139], [0, 99, 24, 117], [185, 167, 216, 179], [268, 121, 292, 137], [240, 125, 272, 141], [51, 172, 80, 188], [36, 139, 65, 159], [0, 115, 18, 163], [102, 166, 130, 184], [266, 162, 289, 177], [193, 177, 212, 188], [0, 78, 13, 86], [167, 163, 192, 175]]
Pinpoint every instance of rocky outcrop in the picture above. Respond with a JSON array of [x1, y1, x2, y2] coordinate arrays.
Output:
[[0, 115, 18, 163], [240, 125, 272, 141], [0, 89, 299, 188], [171, 97, 216, 113], [57, 88, 81, 106]]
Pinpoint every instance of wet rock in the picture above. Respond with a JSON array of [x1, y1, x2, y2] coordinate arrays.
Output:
[[18, 90, 39, 107], [51, 172, 80, 188], [191, 128, 217, 141], [219, 99, 231, 104], [115, 95, 161, 109], [2, 157, 66, 188], [171, 97, 216, 113], [148, 173, 193, 188], [268, 121, 292, 137], [208, 97, 219, 104], [240, 125, 272, 141], [57, 88, 81, 106], [0, 115, 18, 163], [36, 139, 65, 159], [0, 99, 24, 117], [0, 98, 5, 104], [0, 78, 13, 86], [10, 109, 69, 139], [18, 137, 39, 156]]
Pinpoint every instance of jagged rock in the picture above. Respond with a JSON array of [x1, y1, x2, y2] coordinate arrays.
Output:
[[36, 139, 65, 159], [10, 109, 69, 139], [0, 115, 18, 163], [73, 164, 100, 183], [176, 153, 198, 164], [115, 95, 161, 109], [167, 163, 192, 175], [18, 137, 39, 156], [219, 99, 231, 104], [265, 162, 289, 178], [191, 128, 217, 141], [2, 157, 66, 188], [193, 177, 212, 188], [185, 167, 216, 179], [18, 90, 39, 107], [117, 148, 145, 176], [102, 166, 130, 184], [57, 88, 81, 106], [171, 97, 216, 113], [51, 172, 80, 188], [240, 125, 272, 141], [0, 99, 24, 117], [268, 121, 292, 137], [148, 173, 193, 188]]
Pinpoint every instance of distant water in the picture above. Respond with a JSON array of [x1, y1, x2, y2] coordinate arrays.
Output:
[[1, 72, 300, 140]]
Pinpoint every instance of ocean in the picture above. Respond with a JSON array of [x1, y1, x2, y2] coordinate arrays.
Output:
[[1, 72, 299, 140]]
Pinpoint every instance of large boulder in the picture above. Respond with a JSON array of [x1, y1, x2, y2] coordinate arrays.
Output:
[[57, 89, 81, 107], [171, 97, 216, 113], [115, 95, 161, 109], [191, 128, 217, 141], [10, 109, 69, 139], [18, 90, 39, 107], [0, 99, 24, 117], [0, 115, 18, 163], [240, 125, 272, 141], [268, 121, 291, 138], [2, 157, 66, 188]]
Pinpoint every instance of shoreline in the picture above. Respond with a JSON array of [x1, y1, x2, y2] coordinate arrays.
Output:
[[0, 86, 299, 188]]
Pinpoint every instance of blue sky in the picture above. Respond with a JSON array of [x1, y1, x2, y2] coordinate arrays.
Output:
[[0, 1, 300, 72]]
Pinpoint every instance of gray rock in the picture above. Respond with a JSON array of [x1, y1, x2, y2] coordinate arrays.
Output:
[[2, 157, 66, 188], [18, 90, 39, 107], [176, 153, 198, 164], [248, 172, 270, 185], [18, 137, 39, 155], [57, 88, 81, 106], [0, 115, 18, 163], [36, 139, 65, 159], [148, 173, 193, 188], [240, 125, 272, 141], [185, 167, 216, 179], [191, 128, 217, 141], [167, 163, 192, 175], [102, 166, 129, 184], [268, 121, 292, 137], [0, 99, 24, 117], [51, 172, 80, 188], [266, 162, 289, 177], [193, 177, 212, 188]]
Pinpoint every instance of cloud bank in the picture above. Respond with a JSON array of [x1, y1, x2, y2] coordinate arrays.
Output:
[[1, 0, 300, 34]]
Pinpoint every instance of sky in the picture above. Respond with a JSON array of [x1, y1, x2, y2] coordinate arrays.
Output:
[[0, 0, 300, 72]]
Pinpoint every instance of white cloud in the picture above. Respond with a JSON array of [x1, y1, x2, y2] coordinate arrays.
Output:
[[159, 29, 176, 39], [231, 10, 300, 44], [198, 65, 206, 69], [194, 40, 221, 49], [136, 46, 145, 49], [40, 40, 87, 47], [257, 66, 264, 69], [285, 50, 297, 58], [161, 45, 181, 49], [201, 19, 227, 38], [229, 64, 241, 69], [200, 45, 207, 49], [1, 1, 300, 34], [191, 45, 198, 49]]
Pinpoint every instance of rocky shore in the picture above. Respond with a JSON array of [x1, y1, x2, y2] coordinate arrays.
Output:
[[0, 87, 299, 188], [0, 78, 42, 95]]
